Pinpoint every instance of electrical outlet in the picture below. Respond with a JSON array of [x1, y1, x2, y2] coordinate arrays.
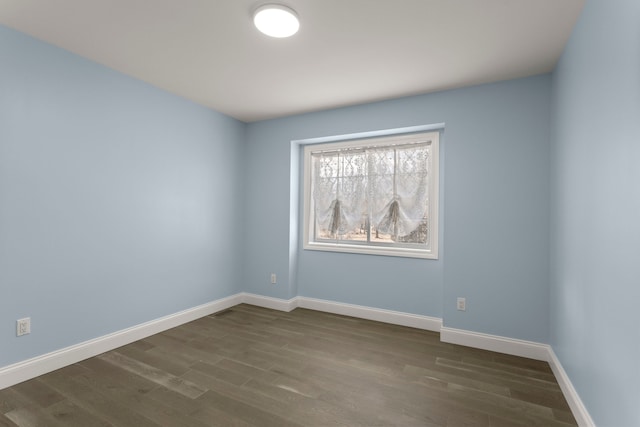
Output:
[[456, 297, 466, 311], [16, 317, 31, 336], [270, 273, 277, 284]]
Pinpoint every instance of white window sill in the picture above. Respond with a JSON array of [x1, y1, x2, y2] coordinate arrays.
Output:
[[303, 241, 437, 259]]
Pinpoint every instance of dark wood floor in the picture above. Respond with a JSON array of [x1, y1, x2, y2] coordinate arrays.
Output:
[[0, 304, 577, 426]]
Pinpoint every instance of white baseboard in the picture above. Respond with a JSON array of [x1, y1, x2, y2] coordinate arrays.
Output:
[[239, 293, 441, 332], [239, 292, 298, 312], [440, 326, 550, 361], [0, 291, 595, 427], [440, 326, 595, 427], [295, 296, 442, 332], [0, 293, 242, 390], [547, 348, 596, 427]]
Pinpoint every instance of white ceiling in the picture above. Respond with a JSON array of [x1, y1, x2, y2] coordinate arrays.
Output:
[[0, 0, 584, 123]]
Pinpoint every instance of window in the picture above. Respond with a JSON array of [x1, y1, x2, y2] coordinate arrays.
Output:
[[303, 131, 439, 259]]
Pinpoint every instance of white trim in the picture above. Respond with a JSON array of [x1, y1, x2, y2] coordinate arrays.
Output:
[[240, 292, 298, 312], [0, 291, 594, 427], [302, 130, 440, 260], [292, 123, 446, 146], [440, 326, 550, 361], [547, 348, 596, 427], [440, 327, 595, 427], [239, 293, 441, 332], [302, 241, 435, 259], [296, 296, 442, 331], [0, 293, 242, 390]]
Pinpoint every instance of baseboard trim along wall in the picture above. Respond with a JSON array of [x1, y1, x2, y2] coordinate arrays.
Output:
[[237, 293, 443, 331], [240, 292, 298, 312], [295, 296, 443, 332], [439, 326, 594, 427], [440, 326, 550, 361], [0, 293, 242, 390], [0, 292, 594, 427], [547, 348, 597, 427]]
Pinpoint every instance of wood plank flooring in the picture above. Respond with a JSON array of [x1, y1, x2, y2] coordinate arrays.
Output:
[[0, 304, 577, 426]]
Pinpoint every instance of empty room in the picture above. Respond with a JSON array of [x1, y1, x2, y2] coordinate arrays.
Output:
[[0, 1, 638, 426]]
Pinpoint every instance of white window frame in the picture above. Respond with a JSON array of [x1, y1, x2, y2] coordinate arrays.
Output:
[[303, 131, 439, 259]]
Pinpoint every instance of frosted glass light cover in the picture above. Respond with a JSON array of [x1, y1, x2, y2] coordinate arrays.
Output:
[[253, 5, 299, 38]]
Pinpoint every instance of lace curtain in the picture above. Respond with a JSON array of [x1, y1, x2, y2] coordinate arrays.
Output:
[[311, 142, 431, 241], [313, 149, 368, 236]]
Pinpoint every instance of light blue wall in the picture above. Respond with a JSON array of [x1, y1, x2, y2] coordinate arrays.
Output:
[[245, 75, 551, 342], [2, 15, 557, 382], [439, 79, 551, 343], [4, 5, 637, 422], [550, 1, 640, 426], [0, 25, 245, 367]]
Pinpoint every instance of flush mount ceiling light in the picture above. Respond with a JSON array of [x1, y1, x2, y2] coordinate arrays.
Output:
[[253, 4, 300, 38]]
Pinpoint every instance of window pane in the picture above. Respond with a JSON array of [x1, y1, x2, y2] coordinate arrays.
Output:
[[312, 151, 367, 239], [304, 130, 439, 259]]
